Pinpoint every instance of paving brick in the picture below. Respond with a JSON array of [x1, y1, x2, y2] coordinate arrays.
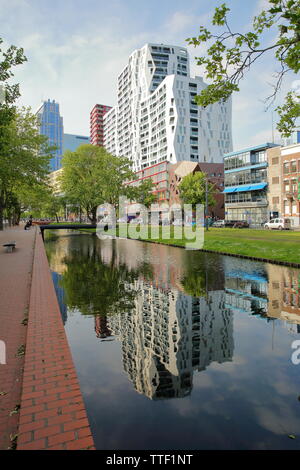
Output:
[[16, 231, 95, 451], [0, 226, 36, 450]]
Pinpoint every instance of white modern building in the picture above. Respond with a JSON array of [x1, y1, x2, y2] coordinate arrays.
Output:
[[104, 43, 232, 172]]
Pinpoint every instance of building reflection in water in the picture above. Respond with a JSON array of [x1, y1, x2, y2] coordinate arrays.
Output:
[[46, 234, 300, 402], [109, 282, 234, 400], [223, 257, 300, 328]]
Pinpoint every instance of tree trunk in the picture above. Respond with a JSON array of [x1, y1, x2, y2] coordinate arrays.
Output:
[[0, 206, 3, 231], [91, 207, 97, 225], [0, 190, 4, 231]]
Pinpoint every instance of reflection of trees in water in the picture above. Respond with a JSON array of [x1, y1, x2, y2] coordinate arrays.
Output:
[[181, 252, 224, 298], [59, 237, 153, 321]]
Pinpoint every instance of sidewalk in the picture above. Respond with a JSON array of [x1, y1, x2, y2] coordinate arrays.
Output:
[[0, 225, 94, 450], [0, 225, 36, 450]]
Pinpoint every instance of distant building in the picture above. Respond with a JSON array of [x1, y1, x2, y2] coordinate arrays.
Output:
[[104, 42, 232, 172], [90, 104, 112, 146], [169, 161, 225, 219], [223, 143, 279, 226], [63, 133, 90, 153], [267, 143, 300, 227], [49, 169, 63, 196], [126, 160, 224, 219], [36, 99, 64, 172]]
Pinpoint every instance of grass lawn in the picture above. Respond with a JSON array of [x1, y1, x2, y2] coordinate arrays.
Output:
[[48, 223, 300, 265]]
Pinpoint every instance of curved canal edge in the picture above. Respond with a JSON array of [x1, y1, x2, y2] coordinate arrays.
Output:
[[17, 229, 95, 450]]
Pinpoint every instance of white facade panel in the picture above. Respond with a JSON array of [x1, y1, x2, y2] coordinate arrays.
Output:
[[104, 43, 232, 171]]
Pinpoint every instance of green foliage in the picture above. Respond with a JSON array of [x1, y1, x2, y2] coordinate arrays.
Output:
[[17, 184, 65, 220], [129, 178, 158, 209], [0, 107, 51, 228], [179, 172, 216, 207], [52, 236, 153, 317], [277, 91, 300, 137], [60, 144, 135, 223], [0, 37, 27, 123], [186, 0, 300, 136]]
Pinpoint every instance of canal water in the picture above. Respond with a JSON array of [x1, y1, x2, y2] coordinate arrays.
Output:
[[45, 231, 300, 450]]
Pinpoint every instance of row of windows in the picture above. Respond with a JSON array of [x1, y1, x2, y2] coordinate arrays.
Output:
[[224, 151, 266, 170], [283, 160, 300, 173], [225, 191, 267, 204], [225, 169, 267, 186]]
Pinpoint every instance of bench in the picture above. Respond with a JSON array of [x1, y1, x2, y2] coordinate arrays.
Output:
[[3, 241, 16, 253]]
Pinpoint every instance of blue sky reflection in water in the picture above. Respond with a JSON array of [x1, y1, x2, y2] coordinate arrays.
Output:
[[45, 232, 300, 450]]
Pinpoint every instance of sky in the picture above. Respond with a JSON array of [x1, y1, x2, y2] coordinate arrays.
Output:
[[0, 0, 299, 150]]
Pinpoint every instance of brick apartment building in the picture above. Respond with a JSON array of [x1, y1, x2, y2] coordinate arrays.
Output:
[[126, 160, 224, 219], [267, 143, 300, 227]]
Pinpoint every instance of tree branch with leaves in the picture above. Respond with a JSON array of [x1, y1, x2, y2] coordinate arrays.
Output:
[[186, 0, 300, 137]]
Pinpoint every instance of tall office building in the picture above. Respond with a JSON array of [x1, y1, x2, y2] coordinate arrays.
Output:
[[36, 99, 64, 172], [104, 43, 232, 172], [90, 104, 112, 146], [63, 133, 90, 153]]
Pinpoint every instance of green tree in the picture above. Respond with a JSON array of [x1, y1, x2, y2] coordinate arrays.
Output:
[[0, 37, 27, 123], [186, 0, 300, 136], [50, 236, 153, 317], [17, 184, 65, 221], [179, 172, 216, 207], [134, 178, 158, 209], [60, 144, 135, 224], [0, 107, 51, 230]]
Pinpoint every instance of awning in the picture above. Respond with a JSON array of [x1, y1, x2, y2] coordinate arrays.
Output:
[[223, 182, 267, 193]]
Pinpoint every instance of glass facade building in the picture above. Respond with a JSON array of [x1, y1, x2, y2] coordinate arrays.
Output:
[[63, 133, 90, 153], [224, 143, 279, 226], [36, 99, 64, 172]]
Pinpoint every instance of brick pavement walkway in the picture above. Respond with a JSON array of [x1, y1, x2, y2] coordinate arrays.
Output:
[[0, 225, 36, 450], [0, 226, 95, 450]]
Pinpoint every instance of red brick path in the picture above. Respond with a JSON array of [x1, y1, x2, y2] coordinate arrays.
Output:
[[17, 230, 95, 450], [0, 226, 36, 450]]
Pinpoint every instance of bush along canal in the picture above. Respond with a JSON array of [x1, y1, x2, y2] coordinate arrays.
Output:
[[45, 230, 300, 450]]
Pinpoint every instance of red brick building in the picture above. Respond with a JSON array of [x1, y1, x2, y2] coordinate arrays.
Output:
[[90, 104, 112, 146], [126, 160, 225, 219], [169, 161, 225, 219]]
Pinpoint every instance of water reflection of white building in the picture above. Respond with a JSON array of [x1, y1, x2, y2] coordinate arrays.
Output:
[[108, 280, 234, 400]]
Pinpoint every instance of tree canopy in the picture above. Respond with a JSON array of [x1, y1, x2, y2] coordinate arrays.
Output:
[[60, 144, 135, 224], [0, 107, 51, 229], [179, 172, 216, 208], [186, 0, 300, 136]]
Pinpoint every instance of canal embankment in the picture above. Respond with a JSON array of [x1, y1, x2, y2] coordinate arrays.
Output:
[[55, 224, 300, 268], [0, 225, 95, 450]]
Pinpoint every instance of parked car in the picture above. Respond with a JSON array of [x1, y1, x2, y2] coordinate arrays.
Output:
[[233, 221, 249, 228], [212, 220, 225, 227], [224, 220, 239, 227], [264, 218, 291, 230]]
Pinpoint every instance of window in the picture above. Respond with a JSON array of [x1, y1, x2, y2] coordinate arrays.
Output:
[[291, 160, 297, 173], [283, 162, 290, 174], [272, 177, 279, 184], [284, 200, 290, 215], [272, 157, 279, 165]]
